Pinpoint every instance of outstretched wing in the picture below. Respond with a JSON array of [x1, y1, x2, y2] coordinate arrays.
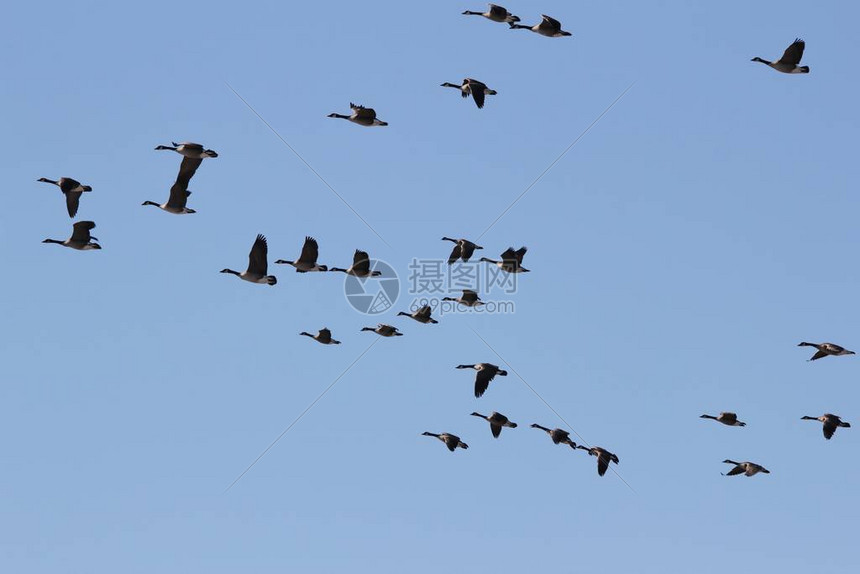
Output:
[[351, 103, 377, 120], [597, 453, 610, 476], [823, 423, 836, 440], [474, 367, 497, 398], [780, 38, 805, 66], [352, 249, 372, 275], [514, 246, 528, 264], [299, 236, 320, 265], [318, 328, 332, 343], [65, 191, 81, 218], [460, 241, 477, 261], [447, 243, 462, 264], [462, 289, 479, 304], [248, 234, 269, 276], [471, 86, 486, 109], [416, 305, 433, 319], [490, 423, 502, 438], [71, 220, 96, 243], [725, 464, 745, 476], [809, 350, 828, 361], [541, 14, 562, 29]]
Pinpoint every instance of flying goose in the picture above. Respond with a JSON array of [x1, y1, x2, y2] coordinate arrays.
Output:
[[480, 247, 529, 273], [462, 4, 520, 23], [530, 424, 578, 448], [442, 237, 483, 263], [456, 363, 507, 398], [42, 220, 101, 250], [509, 15, 571, 37], [300, 328, 341, 345], [37, 177, 92, 218], [752, 39, 810, 74], [422, 432, 468, 452], [327, 103, 388, 127], [329, 250, 382, 277], [154, 141, 219, 159], [798, 341, 855, 361], [275, 236, 327, 272], [397, 305, 439, 324], [470, 411, 517, 438], [361, 324, 403, 337], [722, 460, 770, 477], [700, 412, 746, 427], [440, 79, 497, 109], [801, 414, 851, 440], [577, 446, 620, 477], [220, 234, 277, 285], [442, 289, 484, 307], [142, 173, 196, 215]]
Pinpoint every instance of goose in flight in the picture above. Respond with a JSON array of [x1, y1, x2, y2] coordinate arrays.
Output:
[[329, 250, 382, 277], [700, 412, 746, 427], [456, 363, 507, 398], [142, 169, 196, 215], [276, 236, 327, 272], [722, 460, 770, 477], [752, 39, 810, 74], [300, 328, 341, 345], [37, 177, 92, 218], [578, 446, 620, 477], [361, 324, 403, 337], [462, 4, 520, 23], [442, 237, 483, 263], [480, 247, 529, 273], [470, 411, 517, 438], [422, 432, 468, 452], [397, 305, 439, 324], [154, 141, 219, 158], [42, 220, 101, 250], [509, 14, 571, 37], [220, 234, 277, 285], [798, 341, 855, 361], [328, 103, 388, 126], [440, 79, 498, 109], [442, 289, 484, 307], [530, 424, 578, 448], [801, 414, 850, 440]]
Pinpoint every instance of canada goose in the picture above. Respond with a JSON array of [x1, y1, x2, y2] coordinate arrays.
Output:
[[42, 220, 101, 250], [752, 39, 810, 74], [470, 411, 517, 438], [509, 15, 571, 37], [577, 446, 620, 477], [37, 177, 92, 218], [456, 363, 507, 398], [801, 414, 851, 440], [422, 432, 468, 452], [798, 341, 855, 361], [442, 289, 484, 307], [275, 236, 327, 272], [480, 247, 529, 273], [462, 4, 520, 23], [442, 237, 484, 263], [329, 250, 382, 277], [142, 173, 196, 214], [220, 234, 277, 285], [700, 412, 746, 427], [300, 328, 341, 345], [722, 460, 770, 477], [530, 424, 578, 448], [361, 324, 403, 337], [440, 79, 498, 109], [154, 141, 219, 159], [397, 305, 438, 324], [327, 103, 388, 127]]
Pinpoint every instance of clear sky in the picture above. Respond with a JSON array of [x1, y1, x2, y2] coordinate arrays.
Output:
[[1, 1, 857, 572]]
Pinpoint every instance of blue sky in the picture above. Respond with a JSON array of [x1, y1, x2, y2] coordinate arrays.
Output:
[[1, 1, 857, 571]]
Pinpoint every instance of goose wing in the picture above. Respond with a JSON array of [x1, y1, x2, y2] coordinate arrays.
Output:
[[299, 236, 320, 265], [317, 328, 332, 343], [725, 463, 746, 476], [822, 422, 837, 440], [541, 14, 562, 29], [462, 289, 479, 304], [500, 247, 518, 263], [780, 38, 805, 66], [597, 452, 610, 476], [65, 191, 81, 218], [809, 349, 828, 361], [416, 305, 433, 320], [447, 243, 462, 264], [166, 181, 191, 209], [460, 241, 477, 261], [467, 80, 487, 108], [351, 103, 377, 120], [71, 220, 96, 243], [248, 234, 269, 276], [488, 4, 505, 18], [352, 250, 372, 275], [175, 157, 203, 189], [514, 246, 528, 264], [474, 366, 497, 398], [490, 423, 502, 438]]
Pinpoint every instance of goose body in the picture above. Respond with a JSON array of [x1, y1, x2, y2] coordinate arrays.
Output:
[[530, 424, 578, 448], [328, 103, 388, 127], [361, 324, 403, 337], [442, 289, 484, 307], [300, 328, 341, 345], [798, 341, 855, 361], [442, 237, 483, 263], [700, 412, 746, 427], [509, 14, 571, 37], [722, 460, 770, 477], [801, 414, 851, 440], [275, 236, 327, 272], [752, 39, 810, 74], [37, 177, 92, 218], [480, 247, 529, 273], [397, 305, 438, 324], [42, 220, 101, 250], [462, 4, 520, 23], [154, 141, 219, 159], [220, 234, 277, 285], [440, 79, 497, 109], [329, 249, 382, 277], [578, 446, 620, 477], [471, 411, 517, 438], [456, 363, 507, 398], [422, 432, 468, 452]]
